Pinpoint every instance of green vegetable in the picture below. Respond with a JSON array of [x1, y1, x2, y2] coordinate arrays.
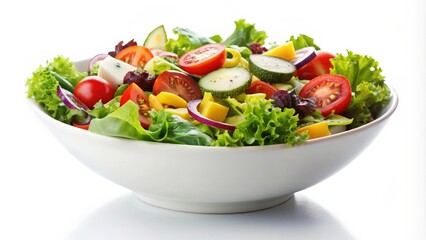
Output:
[[198, 67, 252, 98], [165, 27, 218, 57], [89, 61, 101, 76], [300, 110, 353, 127], [87, 96, 121, 119], [248, 54, 296, 83], [212, 97, 307, 146], [50, 71, 74, 92], [144, 25, 167, 51], [289, 34, 320, 50], [222, 19, 268, 47], [26, 56, 87, 124], [165, 19, 267, 57], [227, 45, 252, 60], [89, 101, 213, 146], [330, 50, 391, 128], [144, 56, 190, 76], [44, 56, 87, 86], [148, 108, 214, 146]]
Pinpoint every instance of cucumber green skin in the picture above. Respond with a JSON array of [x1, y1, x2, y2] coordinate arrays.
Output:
[[199, 67, 252, 99], [144, 25, 167, 50], [248, 55, 295, 83], [200, 82, 250, 99], [50, 71, 74, 92]]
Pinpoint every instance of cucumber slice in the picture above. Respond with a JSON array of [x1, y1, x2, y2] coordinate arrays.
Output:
[[249, 54, 296, 83], [144, 25, 167, 50], [199, 67, 251, 99]]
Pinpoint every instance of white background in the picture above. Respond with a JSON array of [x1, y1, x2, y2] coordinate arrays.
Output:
[[1, 0, 425, 239]]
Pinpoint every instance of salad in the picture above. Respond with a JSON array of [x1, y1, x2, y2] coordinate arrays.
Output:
[[26, 19, 391, 147]]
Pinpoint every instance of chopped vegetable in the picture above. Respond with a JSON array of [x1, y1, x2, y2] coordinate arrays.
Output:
[[187, 99, 236, 131], [144, 25, 167, 51], [291, 47, 317, 69], [156, 91, 188, 108], [297, 121, 330, 139], [27, 20, 391, 147], [271, 89, 316, 118], [330, 50, 390, 128], [198, 67, 252, 98], [264, 41, 296, 61], [249, 54, 296, 83], [26, 56, 87, 124]]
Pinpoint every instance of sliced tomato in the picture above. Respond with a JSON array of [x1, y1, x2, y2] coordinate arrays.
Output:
[[73, 76, 115, 109], [153, 70, 202, 102], [294, 51, 335, 80], [178, 43, 226, 75], [246, 80, 278, 99], [72, 122, 90, 130], [299, 74, 351, 116], [120, 83, 151, 128], [116, 45, 154, 68]]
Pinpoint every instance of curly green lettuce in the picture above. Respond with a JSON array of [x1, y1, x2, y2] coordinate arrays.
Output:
[[330, 50, 391, 128], [26, 56, 87, 123], [212, 98, 307, 146]]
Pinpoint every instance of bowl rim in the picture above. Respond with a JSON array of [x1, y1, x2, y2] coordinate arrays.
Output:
[[27, 79, 398, 151]]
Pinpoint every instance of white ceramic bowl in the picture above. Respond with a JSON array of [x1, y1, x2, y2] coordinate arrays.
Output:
[[28, 60, 398, 213]]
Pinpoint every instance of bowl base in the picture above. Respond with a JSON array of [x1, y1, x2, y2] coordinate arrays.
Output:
[[133, 193, 294, 214]]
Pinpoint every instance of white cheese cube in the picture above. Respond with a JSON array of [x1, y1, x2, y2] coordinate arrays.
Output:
[[98, 56, 136, 88]]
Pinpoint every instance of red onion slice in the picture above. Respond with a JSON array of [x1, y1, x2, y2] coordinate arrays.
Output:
[[88, 53, 109, 72], [151, 49, 179, 59], [57, 87, 89, 111], [187, 99, 236, 131], [57, 87, 92, 125], [292, 47, 317, 69]]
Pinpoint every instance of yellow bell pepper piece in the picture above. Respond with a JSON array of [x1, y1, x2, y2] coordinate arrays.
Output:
[[297, 121, 331, 139], [148, 94, 163, 111], [199, 92, 215, 113], [164, 108, 191, 120], [223, 48, 242, 68], [156, 91, 188, 108], [200, 101, 229, 122], [238, 57, 249, 69], [264, 41, 296, 61]]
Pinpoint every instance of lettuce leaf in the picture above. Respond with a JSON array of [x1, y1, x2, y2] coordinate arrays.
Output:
[[213, 98, 307, 146], [165, 19, 267, 57], [87, 96, 121, 119], [343, 81, 390, 128], [89, 101, 213, 146], [289, 34, 321, 50], [165, 27, 218, 57], [330, 50, 391, 128], [148, 108, 213, 146], [222, 19, 268, 47], [26, 56, 87, 124]]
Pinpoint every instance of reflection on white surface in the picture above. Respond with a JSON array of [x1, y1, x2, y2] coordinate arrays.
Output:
[[67, 193, 354, 240]]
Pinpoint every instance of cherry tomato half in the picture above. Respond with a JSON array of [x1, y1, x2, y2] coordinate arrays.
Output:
[[294, 51, 335, 80], [116, 45, 154, 68], [120, 83, 151, 128], [73, 76, 115, 109], [72, 122, 90, 130], [299, 74, 352, 116], [178, 43, 226, 75], [153, 70, 202, 102], [246, 80, 278, 99]]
